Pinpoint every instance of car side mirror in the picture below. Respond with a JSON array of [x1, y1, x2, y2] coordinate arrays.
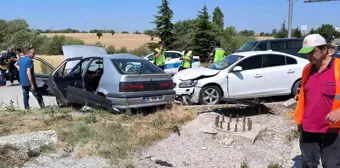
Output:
[[232, 66, 243, 72]]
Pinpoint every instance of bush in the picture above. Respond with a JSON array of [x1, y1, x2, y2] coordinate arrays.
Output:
[[38, 35, 85, 55], [130, 45, 150, 56], [145, 42, 159, 52], [106, 45, 115, 54], [121, 31, 129, 34], [116, 46, 128, 53]]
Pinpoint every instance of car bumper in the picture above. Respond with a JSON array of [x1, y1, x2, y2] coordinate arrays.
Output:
[[174, 86, 201, 104], [106, 90, 175, 110]]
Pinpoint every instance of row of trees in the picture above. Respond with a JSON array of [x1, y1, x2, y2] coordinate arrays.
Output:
[[33, 28, 143, 35], [151, 0, 257, 61], [0, 19, 151, 56], [259, 21, 340, 40]]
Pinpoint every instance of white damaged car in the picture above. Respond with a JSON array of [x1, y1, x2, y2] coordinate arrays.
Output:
[[172, 51, 309, 105]]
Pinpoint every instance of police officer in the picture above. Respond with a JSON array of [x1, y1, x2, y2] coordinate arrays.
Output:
[[209, 41, 225, 63], [179, 46, 193, 71], [154, 42, 166, 70]]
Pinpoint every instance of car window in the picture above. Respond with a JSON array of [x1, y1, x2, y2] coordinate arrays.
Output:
[[254, 42, 267, 51], [236, 55, 263, 71], [87, 58, 103, 72], [286, 40, 302, 49], [286, 56, 297, 65], [147, 53, 154, 61], [165, 52, 179, 59], [238, 41, 258, 52], [34, 60, 54, 75], [57, 58, 90, 78], [264, 54, 286, 67], [270, 41, 286, 50], [111, 59, 164, 74]]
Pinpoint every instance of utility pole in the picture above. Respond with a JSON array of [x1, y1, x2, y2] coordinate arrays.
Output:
[[288, 0, 294, 38]]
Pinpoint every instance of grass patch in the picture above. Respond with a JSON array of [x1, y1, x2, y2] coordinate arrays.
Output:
[[267, 162, 283, 168], [0, 104, 196, 164]]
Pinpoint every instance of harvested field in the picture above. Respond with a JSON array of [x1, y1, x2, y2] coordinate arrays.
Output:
[[43, 33, 160, 50]]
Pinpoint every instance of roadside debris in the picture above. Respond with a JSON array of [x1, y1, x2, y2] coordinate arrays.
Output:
[[283, 98, 297, 110]]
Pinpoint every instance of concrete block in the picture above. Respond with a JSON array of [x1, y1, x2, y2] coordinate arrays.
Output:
[[283, 98, 297, 110]]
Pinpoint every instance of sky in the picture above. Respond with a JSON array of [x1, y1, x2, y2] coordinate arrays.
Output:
[[1, 0, 340, 33]]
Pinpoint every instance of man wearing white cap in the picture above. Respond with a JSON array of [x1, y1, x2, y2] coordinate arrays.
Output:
[[294, 33, 340, 167]]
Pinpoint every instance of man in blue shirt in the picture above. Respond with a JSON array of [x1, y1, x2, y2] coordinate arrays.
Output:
[[18, 48, 45, 110]]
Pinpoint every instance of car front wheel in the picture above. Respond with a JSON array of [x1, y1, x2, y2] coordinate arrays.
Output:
[[199, 85, 222, 105], [292, 80, 302, 97]]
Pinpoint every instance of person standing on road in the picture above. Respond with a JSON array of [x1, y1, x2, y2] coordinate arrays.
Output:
[[294, 33, 340, 167], [6, 47, 18, 86], [179, 46, 193, 71], [0, 50, 8, 86], [18, 48, 45, 110], [154, 42, 166, 70], [209, 41, 225, 63]]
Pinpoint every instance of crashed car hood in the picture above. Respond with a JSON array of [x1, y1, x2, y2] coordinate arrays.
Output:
[[173, 67, 220, 81]]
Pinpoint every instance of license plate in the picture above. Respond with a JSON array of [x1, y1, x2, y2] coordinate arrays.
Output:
[[144, 95, 164, 102]]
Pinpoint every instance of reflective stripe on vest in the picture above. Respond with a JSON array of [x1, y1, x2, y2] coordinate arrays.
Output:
[[181, 50, 192, 68], [294, 58, 340, 128], [213, 48, 225, 63], [156, 49, 165, 66]]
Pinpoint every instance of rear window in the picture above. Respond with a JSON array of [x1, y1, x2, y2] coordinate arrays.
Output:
[[111, 59, 164, 74]]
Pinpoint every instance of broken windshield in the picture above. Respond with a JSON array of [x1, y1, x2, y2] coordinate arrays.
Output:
[[207, 55, 243, 70]]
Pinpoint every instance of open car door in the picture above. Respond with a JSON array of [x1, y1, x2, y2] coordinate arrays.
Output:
[[66, 85, 112, 110], [48, 57, 85, 106], [33, 57, 56, 95]]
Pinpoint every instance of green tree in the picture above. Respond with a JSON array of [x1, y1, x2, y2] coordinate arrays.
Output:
[[121, 31, 129, 34], [192, 5, 216, 60], [212, 7, 224, 31], [144, 30, 157, 40], [96, 32, 103, 39], [292, 27, 302, 38], [260, 32, 265, 36], [315, 24, 340, 39], [275, 20, 288, 38], [153, 0, 174, 47], [239, 30, 255, 36], [272, 29, 278, 36], [172, 19, 197, 50], [110, 30, 115, 35]]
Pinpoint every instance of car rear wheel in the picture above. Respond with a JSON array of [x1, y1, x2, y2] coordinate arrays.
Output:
[[199, 85, 222, 105], [56, 96, 66, 107], [292, 80, 301, 96]]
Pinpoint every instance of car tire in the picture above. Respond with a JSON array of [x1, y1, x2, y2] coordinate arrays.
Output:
[[199, 85, 222, 105], [292, 79, 302, 96], [56, 96, 66, 107]]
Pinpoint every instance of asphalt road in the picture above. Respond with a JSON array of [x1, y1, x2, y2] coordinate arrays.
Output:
[[0, 81, 57, 109]]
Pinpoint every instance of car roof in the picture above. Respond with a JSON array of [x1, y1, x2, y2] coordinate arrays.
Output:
[[232, 51, 299, 57], [106, 53, 143, 60], [256, 38, 303, 42]]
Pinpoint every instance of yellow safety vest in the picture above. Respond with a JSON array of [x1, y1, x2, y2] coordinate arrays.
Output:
[[181, 50, 192, 68], [213, 48, 225, 63], [154, 48, 165, 66]]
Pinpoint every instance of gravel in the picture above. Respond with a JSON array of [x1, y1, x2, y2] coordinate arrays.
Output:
[[120, 103, 297, 168]]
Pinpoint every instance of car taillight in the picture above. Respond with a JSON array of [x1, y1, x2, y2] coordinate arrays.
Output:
[[119, 82, 145, 92], [159, 81, 174, 89]]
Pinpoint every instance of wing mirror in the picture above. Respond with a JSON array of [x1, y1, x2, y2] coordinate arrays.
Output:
[[232, 66, 243, 72]]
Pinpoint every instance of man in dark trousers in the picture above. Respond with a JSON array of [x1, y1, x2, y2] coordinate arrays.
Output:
[[294, 34, 340, 167], [18, 48, 45, 110], [5, 47, 18, 86]]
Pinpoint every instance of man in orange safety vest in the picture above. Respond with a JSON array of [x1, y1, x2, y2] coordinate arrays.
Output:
[[294, 33, 340, 167]]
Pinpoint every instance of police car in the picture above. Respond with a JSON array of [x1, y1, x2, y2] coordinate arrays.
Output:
[[143, 50, 201, 74]]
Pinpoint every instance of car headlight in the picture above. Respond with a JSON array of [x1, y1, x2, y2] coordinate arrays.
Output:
[[179, 80, 198, 88]]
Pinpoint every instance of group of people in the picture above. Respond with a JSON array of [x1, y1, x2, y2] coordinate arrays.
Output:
[[0, 47, 21, 86], [153, 41, 226, 71], [0, 47, 44, 110]]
